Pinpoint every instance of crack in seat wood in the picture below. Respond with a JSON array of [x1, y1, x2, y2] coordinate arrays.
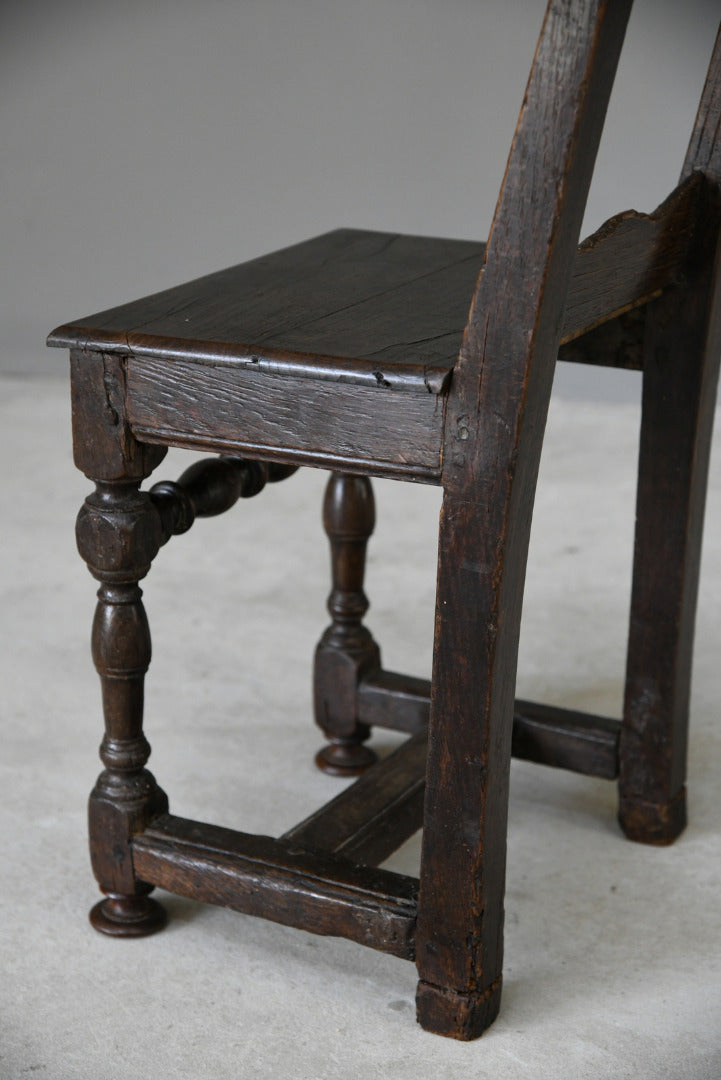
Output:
[[47, 0, 721, 1041]]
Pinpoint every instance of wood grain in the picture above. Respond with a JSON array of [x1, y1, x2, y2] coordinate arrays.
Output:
[[620, 26, 721, 844], [131, 814, 419, 959], [416, 0, 633, 1039], [126, 355, 446, 480], [283, 730, 427, 866], [50, 0, 721, 1043], [50, 174, 700, 406], [357, 670, 620, 779]]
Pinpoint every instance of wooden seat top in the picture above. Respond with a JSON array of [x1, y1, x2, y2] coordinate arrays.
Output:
[[48, 229, 485, 395]]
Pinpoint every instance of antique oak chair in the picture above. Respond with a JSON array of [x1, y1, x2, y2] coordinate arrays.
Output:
[[48, 0, 721, 1040]]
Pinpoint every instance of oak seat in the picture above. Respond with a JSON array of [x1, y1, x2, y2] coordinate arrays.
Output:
[[49, 229, 485, 395]]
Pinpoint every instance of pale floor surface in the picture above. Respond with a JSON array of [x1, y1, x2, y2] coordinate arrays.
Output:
[[2, 374, 720, 1079]]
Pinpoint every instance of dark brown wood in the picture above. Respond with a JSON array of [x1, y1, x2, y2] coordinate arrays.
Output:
[[288, 691, 621, 873], [682, 24, 721, 183], [358, 670, 432, 733], [49, 173, 701, 405], [70, 349, 168, 482], [48, 229, 480, 391], [314, 473, 381, 774], [511, 700, 619, 779], [558, 306, 645, 369], [357, 671, 620, 779], [284, 729, 427, 865], [125, 355, 446, 482], [560, 173, 704, 343], [48, 0, 721, 1044], [415, 0, 633, 1040], [73, 351, 170, 936], [149, 455, 297, 543], [131, 815, 418, 959], [619, 26, 721, 844]]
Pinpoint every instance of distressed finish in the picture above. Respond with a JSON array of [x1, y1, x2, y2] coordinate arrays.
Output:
[[619, 25, 721, 842], [48, 0, 721, 1042], [132, 815, 419, 959], [415, 0, 634, 1037]]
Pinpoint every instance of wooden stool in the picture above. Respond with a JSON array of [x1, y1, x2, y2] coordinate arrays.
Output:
[[48, 0, 721, 1040]]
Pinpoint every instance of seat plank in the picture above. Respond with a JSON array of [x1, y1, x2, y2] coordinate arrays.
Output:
[[49, 176, 700, 391], [49, 230, 483, 393]]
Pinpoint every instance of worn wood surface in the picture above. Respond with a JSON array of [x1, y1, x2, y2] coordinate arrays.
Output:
[[357, 670, 620, 779], [148, 455, 296, 543], [50, 0, 721, 1045], [72, 351, 170, 937], [415, 0, 633, 1040], [682, 24, 721, 183], [49, 230, 478, 392], [562, 173, 703, 341], [620, 25, 721, 843], [559, 306, 645, 368], [510, 700, 619, 779], [50, 173, 699, 396], [126, 356, 446, 481], [358, 670, 432, 734], [131, 814, 418, 959], [284, 729, 427, 866], [69, 172, 697, 481]]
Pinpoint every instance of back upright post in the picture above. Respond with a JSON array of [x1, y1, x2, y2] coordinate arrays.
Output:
[[620, 26, 721, 843], [415, 0, 633, 1039]]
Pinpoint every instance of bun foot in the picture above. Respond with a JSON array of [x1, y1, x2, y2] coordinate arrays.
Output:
[[315, 738, 378, 777], [618, 787, 687, 845], [89, 894, 167, 937]]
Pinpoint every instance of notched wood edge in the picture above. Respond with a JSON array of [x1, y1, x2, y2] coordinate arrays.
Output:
[[48, 326, 452, 395], [560, 172, 706, 344], [575, 172, 704, 257]]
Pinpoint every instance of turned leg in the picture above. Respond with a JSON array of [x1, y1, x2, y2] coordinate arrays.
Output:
[[620, 282, 721, 844], [70, 350, 170, 935], [76, 480, 169, 935], [314, 472, 381, 776]]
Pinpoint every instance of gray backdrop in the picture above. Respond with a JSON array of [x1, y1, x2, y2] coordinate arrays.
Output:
[[3, 0, 719, 398]]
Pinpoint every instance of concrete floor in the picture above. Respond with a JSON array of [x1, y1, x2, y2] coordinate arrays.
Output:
[[2, 373, 720, 1078]]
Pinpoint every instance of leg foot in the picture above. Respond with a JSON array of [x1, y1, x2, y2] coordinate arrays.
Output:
[[415, 977, 502, 1041], [315, 733, 378, 776], [90, 893, 167, 938], [618, 786, 687, 845]]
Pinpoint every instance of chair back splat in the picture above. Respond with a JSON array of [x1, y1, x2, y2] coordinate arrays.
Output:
[[47, 0, 721, 1041]]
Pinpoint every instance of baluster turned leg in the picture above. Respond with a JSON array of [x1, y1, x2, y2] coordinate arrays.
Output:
[[76, 480, 169, 935], [314, 473, 381, 776], [71, 350, 169, 936]]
